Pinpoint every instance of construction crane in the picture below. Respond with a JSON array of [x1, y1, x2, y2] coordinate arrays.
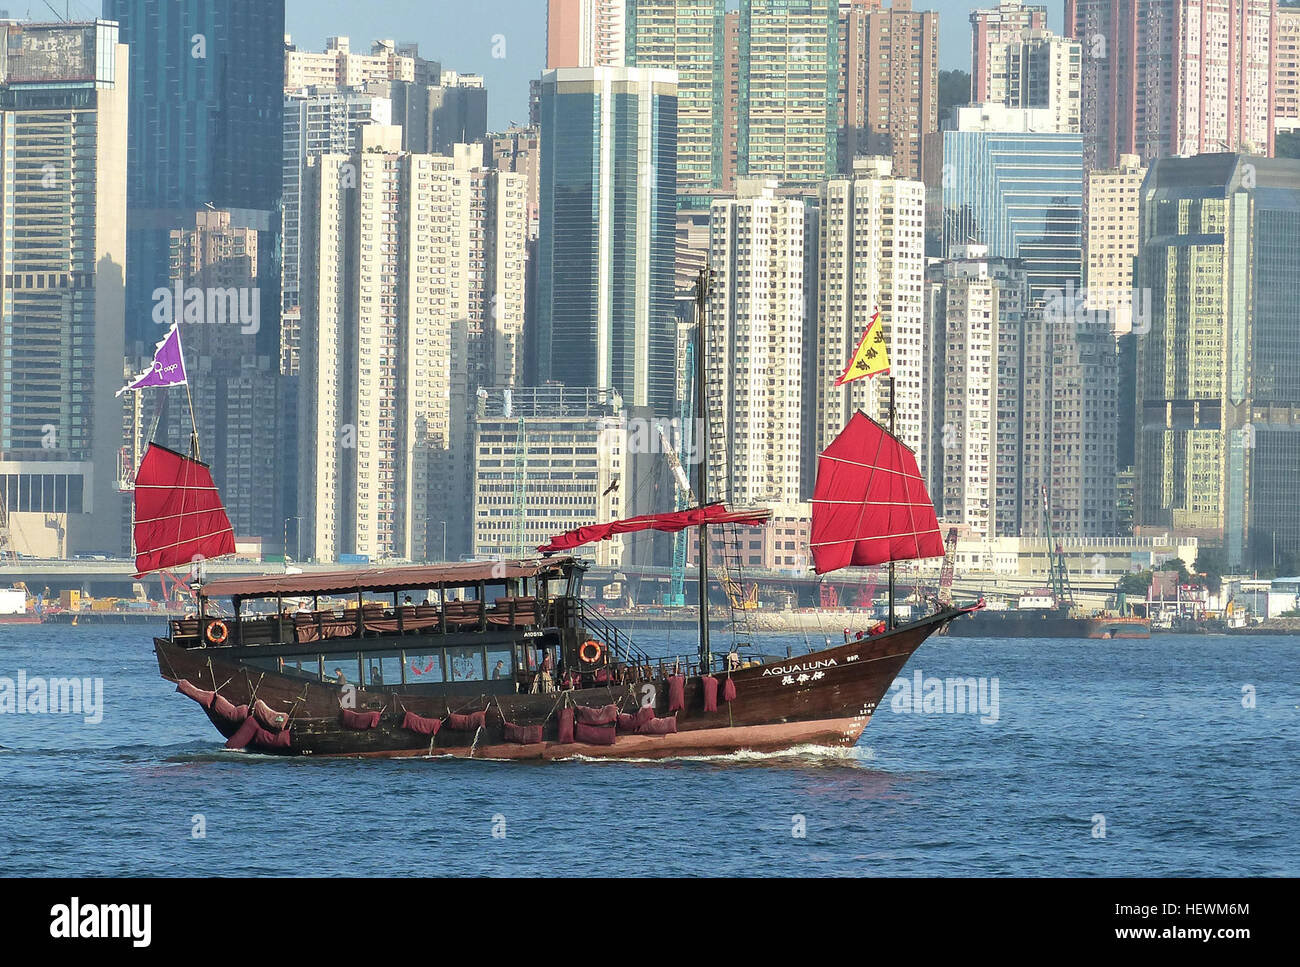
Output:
[[1041, 484, 1075, 608]]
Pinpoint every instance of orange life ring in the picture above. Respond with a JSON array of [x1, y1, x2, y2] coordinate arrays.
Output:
[[579, 639, 604, 664], [205, 619, 229, 645]]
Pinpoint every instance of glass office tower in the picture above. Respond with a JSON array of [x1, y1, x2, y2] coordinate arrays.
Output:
[[940, 106, 1083, 304], [103, 0, 284, 353], [537, 67, 678, 416], [1135, 154, 1300, 569]]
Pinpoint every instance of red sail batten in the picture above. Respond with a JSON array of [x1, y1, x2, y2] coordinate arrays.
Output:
[[539, 504, 770, 554], [132, 443, 236, 578], [810, 412, 944, 574]]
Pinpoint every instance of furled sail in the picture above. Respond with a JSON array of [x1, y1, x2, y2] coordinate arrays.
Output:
[[132, 443, 236, 578], [539, 504, 770, 554], [810, 412, 944, 574]]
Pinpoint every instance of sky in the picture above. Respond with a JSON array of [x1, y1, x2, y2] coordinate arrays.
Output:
[[285, 1, 1066, 131]]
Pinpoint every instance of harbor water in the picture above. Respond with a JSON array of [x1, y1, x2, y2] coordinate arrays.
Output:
[[1, 624, 1296, 876]]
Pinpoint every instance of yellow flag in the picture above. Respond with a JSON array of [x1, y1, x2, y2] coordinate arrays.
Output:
[[834, 308, 890, 386]]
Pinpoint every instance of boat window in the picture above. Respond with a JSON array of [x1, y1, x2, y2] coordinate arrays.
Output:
[[284, 656, 322, 681], [363, 654, 402, 687], [486, 646, 512, 681], [324, 654, 361, 686], [447, 646, 485, 683], [405, 651, 444, 684]]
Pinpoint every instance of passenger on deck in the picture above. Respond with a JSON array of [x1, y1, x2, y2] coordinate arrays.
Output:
[[726, 651, 741, 671], [492, 660, 506, 680], [370, 664, 383, 685], [332, 667, 347, 685], [531, 653, 555, 693]]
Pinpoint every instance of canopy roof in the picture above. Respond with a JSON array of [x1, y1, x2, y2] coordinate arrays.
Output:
[[199, 557, 579, 602]]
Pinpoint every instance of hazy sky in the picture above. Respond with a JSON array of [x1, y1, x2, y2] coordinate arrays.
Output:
[[284, 1, 1066, 131]]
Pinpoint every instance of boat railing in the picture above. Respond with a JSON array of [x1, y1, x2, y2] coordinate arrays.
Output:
[[573, 598, 655, 669], [172, 595, 548, 647]]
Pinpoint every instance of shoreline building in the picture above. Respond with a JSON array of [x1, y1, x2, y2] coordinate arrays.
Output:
[[814, 158, 928, 478], [837, 0, 940, 181], [298, 131, 527, 562], [1084, 153, 1146, 336], [1135, 154, 1300, 570], [536, 67, 678, 416], [0, 21, 129, 557], [471, 386, 628, 566], [707, 180, 807, 506]]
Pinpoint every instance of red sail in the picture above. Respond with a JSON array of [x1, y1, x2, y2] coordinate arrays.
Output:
[[810, 412, 944, 574], [539, 504, 770, 553], [133, 443, 236, 577]]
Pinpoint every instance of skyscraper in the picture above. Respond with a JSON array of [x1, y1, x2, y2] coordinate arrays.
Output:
[[626, 0, 726, 198], [838, 0, 940, 181], [0, 21, 129, 557], [537, 67, 678, 415], [1084, 153, 1146, 335], [105, 0, 285, 354], [282, 88, 393, 375], [299, 132, 528, 562], [969, 1, 1048, 104], [978, 28, 1081, 134], [815, 158, 928, 474], [708, 180, 807, 506], [546, 0, 626, 69], [941, 105, 1084, 303], [1065, 0, 1274, 170], [1276, 6, 1300, 135], [1135, 154, 1300, 568], [932, 247, 1031, 538], [740, 0, 839, 185]]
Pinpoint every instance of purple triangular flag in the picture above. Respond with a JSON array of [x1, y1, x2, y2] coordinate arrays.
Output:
[[117, 322, 189, 396]]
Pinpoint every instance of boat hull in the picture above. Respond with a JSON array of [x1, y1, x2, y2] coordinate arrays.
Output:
[[944, 609, 1150, 639], [154, 610, 960, 760]]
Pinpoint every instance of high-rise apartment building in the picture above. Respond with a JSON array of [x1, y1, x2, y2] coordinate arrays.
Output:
[[837, 0, 940, 181], [486, 126, 542, 240], [626, 0, 726, 198], [940, 105, 1084, 303], [283, 35, 439, 89], [381, 72, 489, 156], [932, 248, 1032, 538], [1084, 153, 1146, 335], [0, 21, 129, 557], [970, 2, 1048, 104], [720, 10, 742, 192], [546, 0, 626, 69], [1065, 0, 1275, 170], [707, 180, 807, 506], [1277, 6, 1300, 134], [979, 28, 1081, 134], [537, 68, 678, 416], [299, 131, 528, 562], [815, 158, 928, 477], [106, 0, 284, 354], [740, 0, 839, 185], [282, 88, 393, 375], [1135, 154, 1300, 568]]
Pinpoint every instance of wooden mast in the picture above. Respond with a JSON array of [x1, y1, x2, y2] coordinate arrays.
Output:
[[887, 374, 896, 630], [695, 269, 711, 673]]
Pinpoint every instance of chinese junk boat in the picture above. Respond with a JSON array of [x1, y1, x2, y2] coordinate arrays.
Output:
[[147, 275, 976, 760]]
